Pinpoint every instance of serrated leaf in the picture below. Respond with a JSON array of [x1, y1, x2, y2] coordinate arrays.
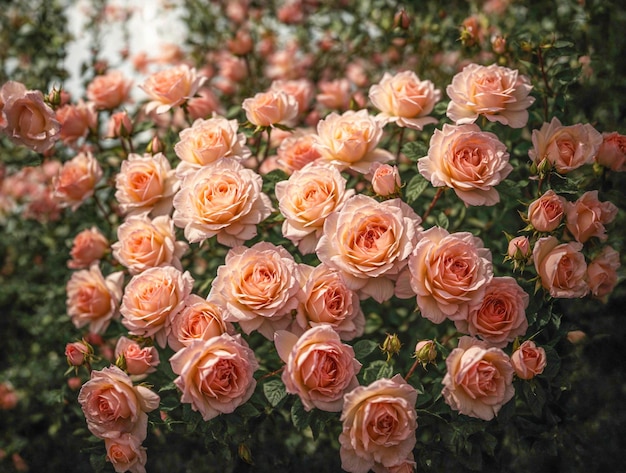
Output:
[[290, 398, 311, 430], [404, 174, 430, 204], [263, 379, 287, 407], [362, 360, 394, 384], [236, 402, 261, 418], [401, 141, 428, 162], [353, 339, 378, 360], [436, 212, 449, 229]]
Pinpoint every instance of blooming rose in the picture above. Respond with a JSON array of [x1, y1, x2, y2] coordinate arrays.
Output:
[[446, 63, 535, 128], [104, 434, 147, 473], [172, 158, 273, 246], [587, 246, 621, 300], [78, 365, 160, 440], [455, 277, 529, 348], [275, 325, 361, 412], [316, 78, 352, 111], [208, 242, 301, 339], [511, 340, 547, 380], [86, 70, 133, 110], [139, 64, 207, 114], [186, 88, 224, 120], [370, 163, 401, 197], [316, 194, 422, 302], [114, 336, 160, 376], [53, 151, 103, 211], [270, 79, 315, 114], [565, 190, 618, 243], [115, 152, 179, 217], [369, 70, 441, 130], [527, 189, 566, 232], [275, 162, 355, 254], [442, 336, 515, 420], [339, 375, 418, 473], [418, 123, 512, 206], [314, 109, 394, 173], [68, 226, 109, 269], [170, 334, 258, 421], [65, 340, 92, 366], [275, 131, 322, 173], [120, 266, 194, 348], [0, 382, 18, 410], [56, 100, 97, 145], [595, 131, 626, 172], [66, 264, 124, 334], [407, 227, 493, 324], [528, 117, 603, 174], [241, 89, 299, 127], [111, 215, 188, 275], [533, 236, 588, 298]]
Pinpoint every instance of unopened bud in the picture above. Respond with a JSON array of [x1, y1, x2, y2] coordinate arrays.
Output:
[[106, 111, 133, 139], [381, 333, 402, 362], [146, 135, 164, 154], [47, 86, 63, 108], [393, 10, 411, 30], [371, 163, 402, 198], [65, 340, 93, 367], [414, 340, 437, 367], [507, 236, 531, 260], [491, 35, 507, 55]]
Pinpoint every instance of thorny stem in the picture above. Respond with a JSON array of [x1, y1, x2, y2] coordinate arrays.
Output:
[[422, 187, 445, 221]]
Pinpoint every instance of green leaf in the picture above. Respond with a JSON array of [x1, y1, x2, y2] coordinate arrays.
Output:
[[236, 402, 261, 418], [290, 398, 311, 430], [436, 212, 449, 230], [401, 141, 428, 162], [404, 174, 430, 204], [353, 339, 378, 360], [263, 379, 287, 407], [362, 360, 394, 384]]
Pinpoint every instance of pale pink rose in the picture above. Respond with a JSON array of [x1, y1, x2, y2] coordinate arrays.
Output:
[[271, 79, 315, 114], [294, 264, 365, 341], [407, 227, 493, 324], [418, 123, 512, 206], [275, 162, 355, 254], [242, 89, 299, 127], [167, 294, 234, 352], [115, 152, 179, 217], [339, 375, 418, 473], [53, 151, 103, 211], [595, 131, 626, 172], [527, 189, 566, 232], [275, 325, 361, 412], [139, 64, 207, 114], [369, 71, 441, 130], [104, 434, 147, 473], [528, 117, 603, 174], [316, 78, 352, 111], [120, 266, 194, 348], [170, 334, 258, 421], [533, 236, 589, 298], [114, 336, 160, 376], [442, 336, 514, 420], [275, 132, 322, 173], [86, 70, 133, 110], [565, 190, 618, 243], [455, 277, 529, 348], [66, 264, 124, 334], [172, 159, 273, 247], [106, 111, 133, 138], [78, 365, 160, 440], [317, 195, 422, 302], [56, 100, 97, 145], [507, 236, 531, 260], [446, 63, 535, 128], [186, 88, 224, 120], [587, 246, 621, 300], [511, 340, 547, 380], [65, 340, 92, 366], [68, 226, 109, 269], [371, 163, 402, 197], [208, 242, 301, 339]]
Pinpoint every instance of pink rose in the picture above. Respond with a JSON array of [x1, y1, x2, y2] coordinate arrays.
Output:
[[371, 163, 402, 197], [595, 131, 626, 172], [316, 78, 352, 111], [339, 375, 418, 473], [86, 70, 133, 110], [455, 277, 529, 348], [106, 110, 133, 139], [53, 151, 103, 211], [65, 340, 92, 366], [104, 434, 147, 473], [507, 236, 531, 260], [114, 336, 160, 376], [186, 88, 224, 121], [442, 336, 515, 420], [275, 325, 361, 412], [270, 79, 315, 114], [408, 227, 493, 324], [533, 236, 588, 298], [369, 70, 441, 130], [511, 340, 547, 380], [528, 117, 603, 174], [78, 365, 160, 440], [139, 64, 207, 114], [68, 226, 109, 269], [170, 334, 258, 421], [527, 189, 566, 232], [565, 190, 618, 243], [587, 246, 621, 300], [275, 131, 322, 173], [56, 100, 97, 145], [241, 89, 299, 127], [418, 123, 512, 206], [446, 63, 535, 128], [66, 264, 124, 334], [0, 382, 19, 410]]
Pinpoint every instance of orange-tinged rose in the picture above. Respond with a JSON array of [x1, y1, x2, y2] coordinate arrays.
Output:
[[68, 226, 109, 269], [564, 190, 618, 243], [86, 70, 132, 110], [511, 340, 547, 380], [533, 236, 588, 298], [104, 433, 147, 473], [527, 189, 566, 232], [595, 131, 626, 172], [53, 151, 103, 211], [242, 89, 299, 127], [139, 64, 207, 114], [114, 336, 160, 376], [587, 246, 620, 300]]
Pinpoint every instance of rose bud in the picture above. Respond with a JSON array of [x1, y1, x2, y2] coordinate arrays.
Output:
[[511, 340, 547, 380], [65, 340, 93, 367], [414, 340, 437, 367], [371, 163, 402, 197], [381, 333, 402, 362]]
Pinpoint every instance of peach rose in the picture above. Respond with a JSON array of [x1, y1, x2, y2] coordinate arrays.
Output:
[[0, 382, 18, 410], [65, 340, 92, 366], [275, 162, 355, 254], [275, 325, 361, 412], [111, 215, 188, 275], [527, 189, 566, 233], [316, 78, 352, 111], [68, 226, 109, 269], [418, 123, 512, 206], [270, 79, 315, 114], [511, 340, 547, 380], [208, 242, 301, 339], [316, 194, 422, 302], [407, 227, 493, 324], [275, 131, 322, 174], [186, 88, 224, 120], [442, 336, 514, 420], [242, 89, 299, 127], [446, 63, 535, 128], [106, 111, 133, 139], [595, 131, 626, 172], [169, 334, 258, 421], [114, 336, 160, 376], [86, 70, 133, 110], [56, 100, 97, 145], [140, 64, 207, 114], [172, 158, 273, 247], [587, 246, 621, 300], [78, 365, 160, 440], [455, 277, 529, 348], [314, 109, 394, 173], [528, 117, 603, 174], [53, 151, 103, 211], [115, 152, 179, 217], [507, 236, 531, 260], [369, 70, 441, 130], [339, 374, 418, 473], [120, 266, 194, 348], [565, 190, 618, 243], [371, 163, 401, 197], [104, 434, 147, 473], [66, 264, 124, 334], [533, 236, 588, 298]]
